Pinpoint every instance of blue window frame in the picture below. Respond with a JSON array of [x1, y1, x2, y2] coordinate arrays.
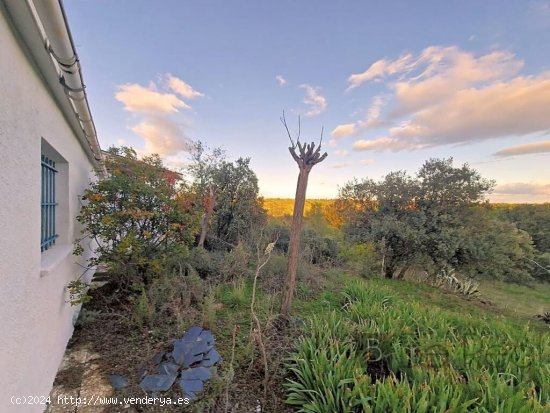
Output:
[[41, 154, 58, 251]]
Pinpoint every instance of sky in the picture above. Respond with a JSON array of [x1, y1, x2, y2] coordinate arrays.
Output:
[[64, 0, 550, 202]]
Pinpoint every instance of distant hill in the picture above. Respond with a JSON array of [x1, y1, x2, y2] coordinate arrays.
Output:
[[262, 198, 335, 217]]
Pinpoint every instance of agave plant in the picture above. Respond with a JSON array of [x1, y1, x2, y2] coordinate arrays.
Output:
[[433, 268, 480, 297], [536, 311, 550, 324]]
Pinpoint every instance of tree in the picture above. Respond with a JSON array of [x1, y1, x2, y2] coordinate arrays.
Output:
[[340, 171, 427, 279], [73, 147, 199, 300], [187, 141, 266, 249], [339, 158, 534, 282], [416, 158, 494, 273], [280, 112, 327, 316], [456, 208, 534, 281], [491, 204, 550, 281], [211, 157, 266, 247], [187, 141, 226, 248]]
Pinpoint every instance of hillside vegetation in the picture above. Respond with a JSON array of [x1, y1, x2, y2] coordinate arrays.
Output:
[[263, 198, 335, 217], [57, 147, 549, 412]]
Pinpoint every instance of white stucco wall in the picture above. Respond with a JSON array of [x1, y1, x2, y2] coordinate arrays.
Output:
[[0, 9, 97, 413]]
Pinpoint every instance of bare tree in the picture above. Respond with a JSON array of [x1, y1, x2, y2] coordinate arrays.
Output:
[[280, 111, 327, 317]]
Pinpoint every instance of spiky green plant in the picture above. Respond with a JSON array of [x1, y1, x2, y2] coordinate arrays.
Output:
[[285, 279, 550, 412]]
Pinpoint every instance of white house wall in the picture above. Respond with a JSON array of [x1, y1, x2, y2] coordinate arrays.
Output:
[[0, 9, 97, 413]]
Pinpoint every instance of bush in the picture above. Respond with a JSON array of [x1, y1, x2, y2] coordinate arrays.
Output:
[[339, 242, 382, 278], [72, 147, 200, 302]]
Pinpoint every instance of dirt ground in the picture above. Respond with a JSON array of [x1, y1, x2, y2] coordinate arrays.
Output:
[[47, 282, 296, 413]]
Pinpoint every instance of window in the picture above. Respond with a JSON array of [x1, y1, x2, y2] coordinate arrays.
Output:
[[41, 154, 58, 251]]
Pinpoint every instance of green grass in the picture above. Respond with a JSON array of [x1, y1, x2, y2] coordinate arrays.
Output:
[[175, 267, 550, 412], [285, 278, 550, 412], [478, 279, 550, 319]]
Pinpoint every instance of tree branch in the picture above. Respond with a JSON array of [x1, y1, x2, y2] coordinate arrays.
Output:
[[280, 110, 296, 148]]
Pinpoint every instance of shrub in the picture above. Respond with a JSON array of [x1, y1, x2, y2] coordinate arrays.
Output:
[[71, 147, 200, 303]]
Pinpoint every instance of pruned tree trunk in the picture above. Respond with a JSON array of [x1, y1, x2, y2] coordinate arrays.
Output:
[[281, 169, 309, 316], [279, 112, 327, 317], [198, 185, 216, 248], [380, 236, 386, 278]]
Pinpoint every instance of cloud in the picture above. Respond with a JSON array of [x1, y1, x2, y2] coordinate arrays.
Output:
[[494, 140, 550, 157], [334, 149, 349, 156], [386, 74, 550, 146], [331, 95, 386, 139], [275, 75, 287, 86], [116, 75, 202, 156], [347, 53, 415, 89], [493, 182, 550, 196], [341, 46, 550, 152], [130, 116, 191, 156], [348, 46, 521, 92], [332, 123, 357, 139], [115, 83, 189, 113], [360, 159, 375, 166], [353, 136, 423, 151], [166, 74, 204, 99], [490, 181, 550, 202], [300, 84, 327, 117]]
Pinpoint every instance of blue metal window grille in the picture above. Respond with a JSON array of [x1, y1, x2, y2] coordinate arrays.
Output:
[[41, 155, 58, 251]]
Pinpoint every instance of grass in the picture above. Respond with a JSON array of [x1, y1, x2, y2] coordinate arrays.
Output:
[[478, 279, 550, 319], [61, 265, 550, 412], [285, 278, 550, 412]]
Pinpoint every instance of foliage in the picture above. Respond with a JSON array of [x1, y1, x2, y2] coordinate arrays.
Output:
[[432, 268, 480, 297], [456, 208, 534, 281], [494, 204, 550, 281], [187, 142, 267, 248], [285, 279, 550, 412], [494, 204, 550, 252], [339, 158, 535, 281], [339, 241, 382, 278], [263, 198, 336, 219], [211, 158, 267, 246], [73, 147, 200, 299]]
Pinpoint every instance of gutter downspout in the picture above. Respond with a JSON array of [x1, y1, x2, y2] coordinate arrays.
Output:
[[31, 0, 104, 173], [2, 0, 105, 174]]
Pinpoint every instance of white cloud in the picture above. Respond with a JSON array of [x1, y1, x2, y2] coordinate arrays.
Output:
[[387, 74, 550, 146], [331, 95, 386, 139], [360, 159, 375, 166], [115, 83, 189, 113], [166, 74, 204, 99], [494, 140, 550, 157], [493, 182, 550, 196], [490, 181, 550, 202], [342, 46, 550, 152], [347, 53, 415, 89], [130, 116, 191, 156], [334, 149, 349, 156], [275, 75, 287, 86], [300, 84, 327, 117], [353, 136, 424, 152], [116, 75, 203, 157], [332, 123, 357, 139]]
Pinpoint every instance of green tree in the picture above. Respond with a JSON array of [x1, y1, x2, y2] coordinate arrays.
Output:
[[340, 171, 427, 278], [74, 147, 199, 297], [211, 157, 266, 247], [339, 158, 534, 282], [187, 142, 266, 249]]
